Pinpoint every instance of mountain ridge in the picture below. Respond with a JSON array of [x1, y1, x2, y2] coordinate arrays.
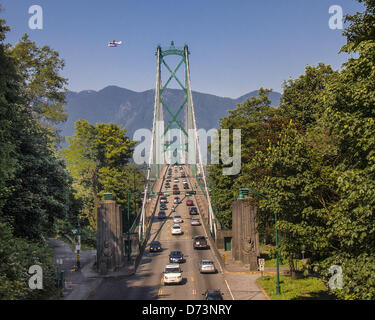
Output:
[[58, 86, 281, 143]]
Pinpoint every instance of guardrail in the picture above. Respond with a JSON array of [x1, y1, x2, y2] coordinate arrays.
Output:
[[134, 166, 167, 271]]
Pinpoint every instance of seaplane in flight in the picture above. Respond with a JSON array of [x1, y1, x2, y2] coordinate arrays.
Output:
[[108, 40, 122, 47]]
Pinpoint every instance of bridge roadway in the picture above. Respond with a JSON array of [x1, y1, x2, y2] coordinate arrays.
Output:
[[89, 165, 233, 300]]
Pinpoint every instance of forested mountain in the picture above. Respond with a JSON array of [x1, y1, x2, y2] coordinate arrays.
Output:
[[58, 86, 281, 142]]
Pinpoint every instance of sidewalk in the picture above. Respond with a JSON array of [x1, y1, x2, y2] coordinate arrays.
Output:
[[49, 238, 100, 300], [49, 238, 136, 300], [216, 249, 290, 300], [219, 249, 290, 275]]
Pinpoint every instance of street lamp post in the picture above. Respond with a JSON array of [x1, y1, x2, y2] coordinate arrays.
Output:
[[127, 192, 131, 262], [76, 218, 81, 270], [275, 212, 281, 295]]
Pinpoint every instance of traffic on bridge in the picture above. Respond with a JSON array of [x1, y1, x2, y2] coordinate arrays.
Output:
[[90, 164, 233, 300]]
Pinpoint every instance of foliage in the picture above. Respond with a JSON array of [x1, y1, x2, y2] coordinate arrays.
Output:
[[8, 34, 68, 125], [210, 0, 375, 299], [257, 275, 330, 300], [0, 222, 58, 300], [61, 120, 141, 229], [280, 63, 337, 127], [0, 17, 75, 241], [0, 14, 80, 300], [0, 15, 20, 212], [1, 109, 73, 239], [208, 88, 278, 228]]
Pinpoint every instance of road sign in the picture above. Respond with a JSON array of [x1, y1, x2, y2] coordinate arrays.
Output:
[[258, 258, 265, 272], [75, 243, 81, 253], [72, 229, 78, 234]]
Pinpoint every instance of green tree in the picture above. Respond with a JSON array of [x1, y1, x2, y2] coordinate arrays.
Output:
[[0, 14, 81, 299], [0, 222, 58, 300], [0, 15, 19, 212], [1, 16, 72, 240], [8, 34, 68, 125], [1, 108, 73, 239], [280, 63, 337, 127], [61, 120, 138, 229], [313, 0, 375, 298], [243, 120, 338, 278], [208, 88, 277, 228]]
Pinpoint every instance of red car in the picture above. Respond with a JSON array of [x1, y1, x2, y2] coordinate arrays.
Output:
[[186, 200, 194, 206]]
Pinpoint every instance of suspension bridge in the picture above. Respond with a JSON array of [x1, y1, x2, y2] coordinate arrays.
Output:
[[136, 42, 220, 245], [93, 42, 248, 300]]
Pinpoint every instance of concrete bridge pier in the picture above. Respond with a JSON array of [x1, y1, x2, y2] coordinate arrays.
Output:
[[96, 200, 124, 275], [232, 199, 260, 271]]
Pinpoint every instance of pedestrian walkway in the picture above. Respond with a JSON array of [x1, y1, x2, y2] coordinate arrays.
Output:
[[218, 249, 290, 275], [214, 249, 292, 300], [50, 238, 139, 299], [49, 238, 101, 300]]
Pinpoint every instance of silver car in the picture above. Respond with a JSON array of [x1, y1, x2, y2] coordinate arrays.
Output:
[[191, 218, 201, 226], [173, 215, 183, 223], [199, 260, 216, 274]]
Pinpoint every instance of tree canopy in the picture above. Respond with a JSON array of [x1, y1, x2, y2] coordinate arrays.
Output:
[[209, 0, 375, 299], [61, 120, 142, 229]]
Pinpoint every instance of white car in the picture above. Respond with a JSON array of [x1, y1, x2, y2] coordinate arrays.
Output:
[[160, 196, 168, 203], [173, 197, 181, 204], [164, 264, 183, 285], [171, 224, 182, 235], [174, 178, 179, 183], [191, 218, 201, 226], [173, 215, 183, 223], [199, 260, 216, 274]]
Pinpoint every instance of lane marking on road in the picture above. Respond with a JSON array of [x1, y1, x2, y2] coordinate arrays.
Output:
[[192, 289, 197, 295], [158, 289, 163, 296], [224, 279, 235, 300], [191, 277, 194, 282]]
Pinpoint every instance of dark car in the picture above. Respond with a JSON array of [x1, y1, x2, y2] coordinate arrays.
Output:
[[150, 241, 161, 252], [173, 185, 180, 195], [193, 235, 209, 249], [158, 211, 166, 219], [203, 290, 223, 300], [189, 207, 198, 215], [169, 250, 184, 263], [183, 184, 189, 189], [160, 203, 168, 210]]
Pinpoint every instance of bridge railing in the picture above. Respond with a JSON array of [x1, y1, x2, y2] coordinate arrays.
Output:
[[193, 165, 226, 231]]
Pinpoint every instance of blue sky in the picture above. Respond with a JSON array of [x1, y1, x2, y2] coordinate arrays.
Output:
[[1, 0, 364, 98]]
